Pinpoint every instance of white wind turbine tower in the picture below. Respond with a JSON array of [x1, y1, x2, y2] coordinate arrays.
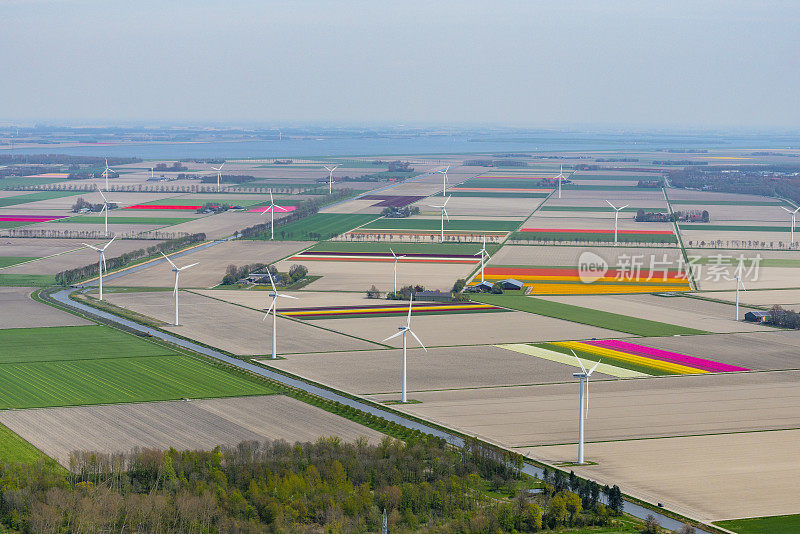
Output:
[[266, 189, 289, 240], [382, 295, 427, 403], [781, 205, 800, 247], [475, 235, 489, 282], [390, 248, 407, 295], [81, 237, 115, 301], [428, 196, 450, 242], [263, 270, 298, 359], [734, 272, 747, 321], [210, 163, 225, 192], [160, 252, 198, 326], [437, 165, 450, 196], [324, 165, 339, 194], [571, 350, 601, 465], [149, 167, 154, 180], [101, 158, 115, 189], [605, 200, 629, 246], [96, 185, 120, 237], [555, 164, 566, 199]]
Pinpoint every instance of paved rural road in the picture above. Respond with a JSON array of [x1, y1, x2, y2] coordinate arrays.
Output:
[[50, 288, 708, 534]]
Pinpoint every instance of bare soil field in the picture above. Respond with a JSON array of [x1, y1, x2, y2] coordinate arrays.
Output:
[[522, 215, 674, 233], [165, 211, 275, 240], [311, 309, 629, 347], [526, 430, 800, 522], [668, 190, 778, 202], [107, 240, 307, 288], [489, 245, 683, 266], [193, 289, 386, 310], [262, 344, 612, 396], [321, 199, 385, 214], [541, 197, 668, 209], [103, 290, 379, 355], [24, 222, 163, 234], [680, 229, 788, 249], [633, 330, 800, 370], [556, 190, 666, 202], [373, 369, 800, 447], [415, 196, 543, 218], [0, 395, 383, 467], [272, 257, 475, 292], [701, 288, 800, 306], [17, 192, 180, 210], [538, 294, 768, 333], [0, 238, 89, 259], [702, 204, 788, 223], [693, 265, 800, 291], [2, 239, 167, 275], [0, 287, 90, 328]]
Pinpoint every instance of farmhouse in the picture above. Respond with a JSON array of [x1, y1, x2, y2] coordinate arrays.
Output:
[[497, 278, 524, 291]]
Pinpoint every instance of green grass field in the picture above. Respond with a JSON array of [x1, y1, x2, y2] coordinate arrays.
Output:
[[471, 295, 707, 336], [307, 241, 502, 255], [0, 220, 38, 229], [0, 325, 169, 363], [59, 216, 198, 225], [715, 514, 800, 534], [0, 256, 37, 268], [0, 191, 80, 207], [0, 177, 67, 189], [250, 213, 378, 241], [0, 325, 277, 409], [0, 422, 49, 464], [679, 224, 791, 232], [362, 218, 521, 232], [0, 274, 57, 286], [512, 231, 678, 244]]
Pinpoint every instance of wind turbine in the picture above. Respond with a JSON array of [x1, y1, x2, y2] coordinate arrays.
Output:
[[262, 270, 298, 359], [381, 295, 427, 403], [781, 205, 800, 247], [427, 196, 450, 242], [475, 235, 489, 282], [605, 200, 629, 246], [149, 167, 154, 180], [390, 248, 407, 295], [96, 185, 119, 237], [210, 163, 225, 192], [266, 189, 289, 240], [324, 165, 339, 194], [81, 237, 115, 301], [734, 272, 747, 321], [101, 159, 115, 189], [555, 164, 565, 199], [437, 165, 450, 196], [160, 252, 198, 326], [571, 350, 601, 465]]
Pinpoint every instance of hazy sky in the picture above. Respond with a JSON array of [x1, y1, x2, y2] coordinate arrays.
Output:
[[2, 0, 799, 129]]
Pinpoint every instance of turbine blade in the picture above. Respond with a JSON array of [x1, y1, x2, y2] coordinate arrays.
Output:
[[160, 251, 178, 269], [101, 252, 107, 273], [266, 269, 277, 292], [588, 359, 601, 376], [571, 349, 588, 374], [781, 206, 792, 213], [443, 196, 450, 206], [620, 205, 629, 210], [443, 208, 449, 221], [270, 189, 274, 204], [263, 300, 275, 320], [276, 293, 299, 300], [408, 329, 427, 352], [178, 262, 199, 271], [605, 199, 615, 209], [585, 379, 590, 418], [96, 185, 108, 201], [407, 294, 414, 327], [381, 330, 404, 342], [101, 236, 116, 250], [390, 248, 396, 258], [794, 206, 800, 214]]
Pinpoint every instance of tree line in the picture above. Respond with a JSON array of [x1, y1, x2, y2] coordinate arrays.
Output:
[[54, 233, 206, 286], [0, 436, 635, 533]]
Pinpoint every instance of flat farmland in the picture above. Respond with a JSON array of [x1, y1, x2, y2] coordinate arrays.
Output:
[[527, 430, 800, 522], [0, 289, 90, 329], [361, 218, 521, 232], [263, 344, 619, 396], [554, 189, 666, 202], [0, 191, 80, 208], [542, 197, 668, 209], [102, 290, 380, 354], [310, 309, 628, 347], [1, 239, 166, 275], [0, 395, 383, 467], [107, 240, 308, 288], [272, 257, 474, 292], [305, 240, 499, 256], [680, 229, 790, 250], [667, 190, 780, 202], [194, 289, 400, 310], [249, 213, 377, 241], [632, 330, 800, 370], [522, 214, 673, 232], [413, 196, 543, 218], [23, 221, 163, 234], [373, 370, 800, 447], [699, 204, 789, 223], [701, 288, 800, 306], [321, 198, 385, 214], [166, 210, 271, 240], [489, 245, 683, 267], [537, 294, 767, 333]]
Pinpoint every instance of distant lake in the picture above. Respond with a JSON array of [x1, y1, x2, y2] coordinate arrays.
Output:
[[7, 131, 800, 159]]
